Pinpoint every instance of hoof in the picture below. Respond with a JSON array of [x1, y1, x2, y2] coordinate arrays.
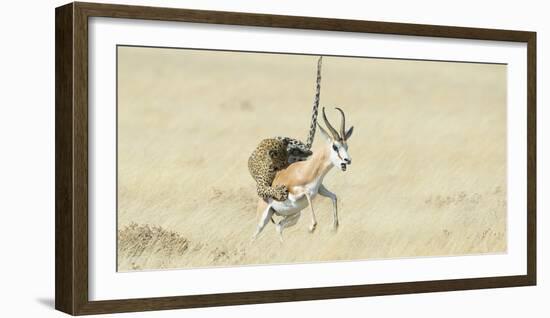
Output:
[[309, 223, 317, 233], [276, 225, 284, 242], [252, 229, 261, 241]]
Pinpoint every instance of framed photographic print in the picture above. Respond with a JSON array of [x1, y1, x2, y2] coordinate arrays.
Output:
[[55, 2, 536, 315]]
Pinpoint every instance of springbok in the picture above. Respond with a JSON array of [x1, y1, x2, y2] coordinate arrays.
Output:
[[253, 107, 354, 241]]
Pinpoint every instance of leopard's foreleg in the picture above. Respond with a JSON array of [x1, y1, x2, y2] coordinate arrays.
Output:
[[256, 182, 288, 202]]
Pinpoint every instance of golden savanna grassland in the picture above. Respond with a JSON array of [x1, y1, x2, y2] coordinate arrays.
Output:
[[117, 47, 506, 271]]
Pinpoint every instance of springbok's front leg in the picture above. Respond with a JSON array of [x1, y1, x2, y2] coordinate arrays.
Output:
[[252, 203, 274, 240], [319, 184, 338, 230], [304, 193, 317, 233]]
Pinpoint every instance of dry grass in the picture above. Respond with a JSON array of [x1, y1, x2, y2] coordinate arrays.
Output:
[[118, 223, 189, 270], [116, 47, 507, 271]]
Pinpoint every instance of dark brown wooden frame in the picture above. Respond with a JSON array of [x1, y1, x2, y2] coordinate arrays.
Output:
[[55, 1, 537, 315]]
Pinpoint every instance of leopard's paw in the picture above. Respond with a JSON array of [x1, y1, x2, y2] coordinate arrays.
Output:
[[273, 185, 289, 201]]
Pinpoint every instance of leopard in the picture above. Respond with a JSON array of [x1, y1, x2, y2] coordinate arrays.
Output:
[[247, 138, 293, 202], [247, 56, 323, 202]]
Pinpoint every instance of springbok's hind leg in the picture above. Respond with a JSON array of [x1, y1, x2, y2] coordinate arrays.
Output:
[[276, 212, 301, 242], [252, 202, 274, 240], [319, 184, 338, 230]]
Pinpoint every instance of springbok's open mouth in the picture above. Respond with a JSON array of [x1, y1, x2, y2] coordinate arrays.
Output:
[[341, 163, 347, 171]]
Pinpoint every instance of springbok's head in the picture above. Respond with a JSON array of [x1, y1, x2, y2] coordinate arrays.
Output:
[[318, 107, 354, 171]]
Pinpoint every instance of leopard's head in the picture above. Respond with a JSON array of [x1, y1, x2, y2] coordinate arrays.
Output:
[[268, 142, 289, 170]]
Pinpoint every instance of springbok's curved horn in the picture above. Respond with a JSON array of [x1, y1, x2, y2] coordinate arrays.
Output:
[[322, 107, 341, 140], [335, 107, 346, 140]]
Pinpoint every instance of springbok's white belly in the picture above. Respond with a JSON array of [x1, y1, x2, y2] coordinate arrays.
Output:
[[270, 194, 308, 216], [270, 178, 323, 216]]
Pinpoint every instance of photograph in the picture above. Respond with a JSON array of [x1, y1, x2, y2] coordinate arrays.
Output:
[[116, 46, 507, 272]]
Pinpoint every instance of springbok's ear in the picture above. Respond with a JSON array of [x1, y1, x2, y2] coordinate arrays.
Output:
[[317, 123, 331, 141], [344, 126, 354, 140]]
